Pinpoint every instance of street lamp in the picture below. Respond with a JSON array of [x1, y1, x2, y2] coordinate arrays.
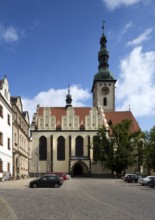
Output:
[[35, 147, 39, 178]]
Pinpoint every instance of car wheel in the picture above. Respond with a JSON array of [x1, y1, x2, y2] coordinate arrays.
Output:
[[32, 183, 37, 188], [54, 183, 59, 188]]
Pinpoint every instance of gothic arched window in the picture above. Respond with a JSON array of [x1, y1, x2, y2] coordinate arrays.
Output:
[[75, 136, 83, 157], [87, 135, 90, 157], [39, 136, 47, 160], [103, 97, 107, 106], [93, 135, 100, 161], [57, 136, 65, 160]]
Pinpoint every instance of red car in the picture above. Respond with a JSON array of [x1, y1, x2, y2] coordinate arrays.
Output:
[[48, 172, 70, 181]]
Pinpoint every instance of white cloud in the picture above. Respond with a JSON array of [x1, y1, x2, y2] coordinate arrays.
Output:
[[0, 24, 20, 43], [127, 28, 154, 46], [22, 85, 91, 122], [116, 46, 155, 117], [122, 21, 133, 34], [102, 0, 141, 10]]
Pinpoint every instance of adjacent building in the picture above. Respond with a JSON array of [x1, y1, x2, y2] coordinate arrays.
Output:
[[0, 75, 31, 180], [0, 75, 13, 179], [11, 96, 30, 179], [30, 24, 140, 177]]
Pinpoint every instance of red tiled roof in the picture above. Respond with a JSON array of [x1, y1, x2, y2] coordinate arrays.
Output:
[[105, 111, 140, 133], [37, 107, 140, 132], [74, 107, 91, 123], [50, 107, 67, 123], [38, 107, 44, 115], [38, 107, 91, 124]]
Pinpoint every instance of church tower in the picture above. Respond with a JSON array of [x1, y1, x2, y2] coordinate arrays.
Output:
[[91, 22, 117, 111]]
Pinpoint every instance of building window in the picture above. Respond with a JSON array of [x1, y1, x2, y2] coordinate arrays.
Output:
[[80, 124, 85, 131], [0, 132, 3, 146], [75, 136, 83, 157], [39, 136, 47, 161], [8, 138, 10, 150], [103, 97, 107, 106], [56, 124, 61, 131], [0, 105, 3, 118], [57, 136, 65, 160], [87, 136, 90, 157], [7, 163, 10, 172], [8, 114, 10, 125], [0, 160, 3, 172], [69, 136, 71, 157], [14, 133, 17, 146], [5, 89, 8, 99]]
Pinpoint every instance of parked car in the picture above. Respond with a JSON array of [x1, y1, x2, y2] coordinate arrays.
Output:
[[29, 175, 62, 188], [147, 178, 155, 188], [121, 173, 132, 181], [124, 174, 140, 183], [48, 172, 71, 181], [139, 176, 155, 186]]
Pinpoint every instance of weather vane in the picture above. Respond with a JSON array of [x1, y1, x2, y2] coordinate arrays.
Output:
[[102, 20, 105, 33], [68, 84, 70, 94]]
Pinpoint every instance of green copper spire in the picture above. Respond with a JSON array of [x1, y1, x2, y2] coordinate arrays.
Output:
[[94, 21, 114, 81]]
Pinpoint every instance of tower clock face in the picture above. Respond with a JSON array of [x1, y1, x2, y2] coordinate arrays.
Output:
[[102, 86, 109, 94]]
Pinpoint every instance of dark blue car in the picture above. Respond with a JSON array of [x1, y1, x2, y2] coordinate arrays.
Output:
[[29, 175, 63, 188]]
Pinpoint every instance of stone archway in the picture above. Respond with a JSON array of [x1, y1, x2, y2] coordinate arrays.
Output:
[[72, 161, 89, 177], [74, 164, 83, 176]]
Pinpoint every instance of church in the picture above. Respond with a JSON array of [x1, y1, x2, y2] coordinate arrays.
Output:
[[30, 24, 140, 177]]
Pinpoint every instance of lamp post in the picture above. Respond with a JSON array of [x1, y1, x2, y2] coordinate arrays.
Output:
[[35, 147, 39, 178]]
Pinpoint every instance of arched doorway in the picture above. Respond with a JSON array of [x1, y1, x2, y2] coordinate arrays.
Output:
[[72, 161, 89, 177], [74, 164, 83, 176]]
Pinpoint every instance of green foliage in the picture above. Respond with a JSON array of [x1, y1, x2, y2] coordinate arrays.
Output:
[[93, 120, 142, 176], [143, 126, 155, 172]]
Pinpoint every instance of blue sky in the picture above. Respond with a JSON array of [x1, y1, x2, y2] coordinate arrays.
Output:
[[0, 0, 155, 132]]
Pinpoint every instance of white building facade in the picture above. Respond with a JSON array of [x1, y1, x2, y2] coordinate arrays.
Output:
[[0, 75, 13, 179]]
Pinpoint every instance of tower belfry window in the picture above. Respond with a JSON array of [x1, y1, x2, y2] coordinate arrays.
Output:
[[103, 97, 107, 106]]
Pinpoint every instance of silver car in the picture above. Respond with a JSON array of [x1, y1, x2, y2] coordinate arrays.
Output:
[[139, 176, 155, 185]]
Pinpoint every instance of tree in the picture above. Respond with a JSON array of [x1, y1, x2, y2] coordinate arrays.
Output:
[[149, 126, 155, 170], [143, 126, 155, 173], [93, 120, 142, 176]]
